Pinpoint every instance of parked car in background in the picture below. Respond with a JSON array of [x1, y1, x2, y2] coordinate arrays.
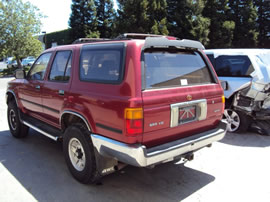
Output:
[[22, 57, 35, 67], [6, 33, 227, 184], [205, 49, 270, 135], [7, 59, 17, 68]]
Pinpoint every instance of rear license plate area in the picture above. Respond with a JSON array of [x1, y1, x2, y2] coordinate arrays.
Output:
[[179, 105, 196, 124], [170, 99, 207, 128]]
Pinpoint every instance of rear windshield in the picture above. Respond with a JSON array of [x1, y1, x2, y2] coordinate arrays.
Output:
[[207, 55, 254, 77], [144, 49, 215, 89]]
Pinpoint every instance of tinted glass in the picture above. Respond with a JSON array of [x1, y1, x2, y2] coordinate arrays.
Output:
[[213, 55, 254, 76], [206, 54, 215, 67], [49, 51, 72, 82], [28, 53, 52, 80], [144, 50, 214, 89], [80, 43, 124, 83]]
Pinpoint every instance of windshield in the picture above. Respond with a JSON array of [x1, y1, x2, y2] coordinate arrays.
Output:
[[143, 49, 215, 89]]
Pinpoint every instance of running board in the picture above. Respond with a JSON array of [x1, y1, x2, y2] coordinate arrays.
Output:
[[22, 121, 59, 141]]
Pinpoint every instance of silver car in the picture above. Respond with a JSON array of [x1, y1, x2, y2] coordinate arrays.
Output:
[[205, 49, 270, 135]]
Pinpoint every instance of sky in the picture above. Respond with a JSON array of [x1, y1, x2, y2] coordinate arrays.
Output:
[[24, 0, 118, 34]]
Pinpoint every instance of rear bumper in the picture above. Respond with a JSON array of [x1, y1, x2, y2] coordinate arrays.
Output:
[[91, 121, 227, 167]]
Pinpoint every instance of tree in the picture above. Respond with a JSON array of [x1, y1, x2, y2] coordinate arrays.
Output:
[[0, 0, 43, 68], [115, 0, 150, 34], [69, 0, 99, 40], [254, 0, 270, 48], [148, 0, 169, 35], [203, 0, 235, 48], [95, 0, 116, 38], [229, 0, 258, 47], [167, 0, 210, 45]]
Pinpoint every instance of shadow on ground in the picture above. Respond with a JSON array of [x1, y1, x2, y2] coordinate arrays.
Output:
[[219, 130, 270, 148], [0, 129, 215, 202]]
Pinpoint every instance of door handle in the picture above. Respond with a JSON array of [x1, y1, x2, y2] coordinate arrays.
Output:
[[35, 85, 40, 90], [59, 90, 65, 95]]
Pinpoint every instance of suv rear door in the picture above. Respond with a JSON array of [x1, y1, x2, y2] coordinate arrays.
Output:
[[141, 46, 224, 147]]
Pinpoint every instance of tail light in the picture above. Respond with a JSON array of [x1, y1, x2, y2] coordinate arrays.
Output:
[[221, 95, 225, 113], [125, 108, 143, 136]]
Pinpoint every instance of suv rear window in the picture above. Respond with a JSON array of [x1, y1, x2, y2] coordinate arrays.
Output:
[[80, 43, 124, 84], [208, 55, 254, 77], [144, 49, 214, 89]]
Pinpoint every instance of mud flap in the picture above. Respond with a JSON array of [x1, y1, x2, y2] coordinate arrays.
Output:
[[93, 148, 118, 176]]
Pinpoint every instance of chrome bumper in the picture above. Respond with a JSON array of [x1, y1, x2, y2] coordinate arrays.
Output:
[[91, 121, 227, 167]]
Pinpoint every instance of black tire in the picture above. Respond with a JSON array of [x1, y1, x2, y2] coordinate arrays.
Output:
[[7, 100, 29, 138], [63, 123, 100, 184], [223, 109, 252, 133]]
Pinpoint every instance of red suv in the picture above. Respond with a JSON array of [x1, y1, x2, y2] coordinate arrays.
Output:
[[6, 34, 227, 184]]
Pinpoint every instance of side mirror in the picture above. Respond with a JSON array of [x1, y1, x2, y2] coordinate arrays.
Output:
[[15, 69, 26, 79], [220, 80, 228, 91]]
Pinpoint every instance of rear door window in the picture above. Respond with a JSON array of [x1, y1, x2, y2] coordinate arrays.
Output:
[[49, 51, 72, 82], [144, 49, 215, 89]]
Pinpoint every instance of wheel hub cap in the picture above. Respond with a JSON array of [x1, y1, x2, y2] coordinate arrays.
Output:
[[68, 138, 86, 171], [223, 109, 240, 132], [9, 109, 17, 130]]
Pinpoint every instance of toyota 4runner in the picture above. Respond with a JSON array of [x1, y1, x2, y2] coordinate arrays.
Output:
[[6, 34, 227, 184]]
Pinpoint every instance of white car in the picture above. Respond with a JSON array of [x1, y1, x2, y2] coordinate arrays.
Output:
[[205, 49, 270, 135]]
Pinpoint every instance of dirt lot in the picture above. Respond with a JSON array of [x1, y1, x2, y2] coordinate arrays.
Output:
[[0, 77, 270, 202]]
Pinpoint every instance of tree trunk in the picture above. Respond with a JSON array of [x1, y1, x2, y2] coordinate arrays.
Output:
[[15, 56, 22, 69]]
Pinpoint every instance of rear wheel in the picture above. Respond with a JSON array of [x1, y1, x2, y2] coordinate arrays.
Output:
[[63, 123, 100, 184], [7, 100, 29, 138], [223, 109, 251, 133]]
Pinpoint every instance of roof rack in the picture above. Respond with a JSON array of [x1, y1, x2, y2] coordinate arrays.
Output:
[[115, 33, 169, 40], [72, 38, 110, 44], [71, 33, 179, 44]]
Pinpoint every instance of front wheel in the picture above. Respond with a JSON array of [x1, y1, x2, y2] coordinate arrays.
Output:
[[223, 109, 252, 133], [7, 100, 29, 138], [63, 123, 100, 184]]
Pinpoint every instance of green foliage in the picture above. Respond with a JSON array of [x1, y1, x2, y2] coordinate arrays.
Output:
[[148, 0, 169, 35], [45, 29, 73, 49], [229, 0, 258, 48], [96, 0, 116, 38], [0, 66, 17, 77], [115, 0, 150, 34], [69, 0, 99, 40], [86, 30, 101, 38], [203, 0, 235, 48], [0, 0, 43, 67], [56, 0, 268, 49], [167, 0, 210, 45], [254, 0, 270, 48], [115, 0, 169, 35]]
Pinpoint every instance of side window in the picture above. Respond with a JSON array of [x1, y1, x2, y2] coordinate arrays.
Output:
[[49, 51, 72, 82], [28, 53, 52, 80], [79, 43, 124, 84]]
